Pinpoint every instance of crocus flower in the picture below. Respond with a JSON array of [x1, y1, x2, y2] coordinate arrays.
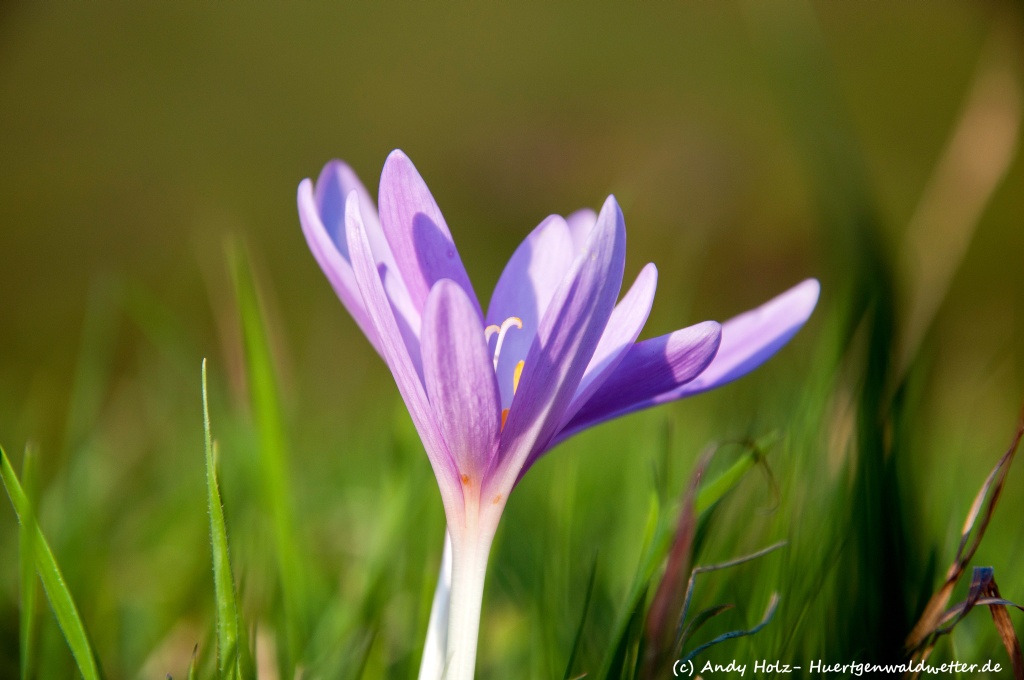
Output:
[[298, 150, 819, 679]]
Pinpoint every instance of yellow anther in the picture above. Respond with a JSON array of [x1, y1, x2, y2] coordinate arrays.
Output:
[[488, 318, 525, 431]]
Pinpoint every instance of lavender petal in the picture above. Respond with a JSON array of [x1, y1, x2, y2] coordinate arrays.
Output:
[[491, 195, 626, 494], [422, 279, 503, 482], [564, 262, 659, 425], [345, 190, 464, 519], [378, 150, 480, 315], [298, 178, 381, 354], [486, 214, 576, 408], [673, 279, 820, 398], [555, 321, 722, 444], [565, 208, 597, 254]]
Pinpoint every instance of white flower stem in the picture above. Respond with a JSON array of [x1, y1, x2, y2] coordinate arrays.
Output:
[[444, 519, 496, 680], [418, 531, 452, 680]]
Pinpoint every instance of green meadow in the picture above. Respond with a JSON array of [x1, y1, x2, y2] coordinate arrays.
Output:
[[1, 3, 1023, 678]]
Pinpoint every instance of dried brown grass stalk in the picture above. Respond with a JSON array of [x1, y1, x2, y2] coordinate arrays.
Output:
[[904, 411, 1024, 679]]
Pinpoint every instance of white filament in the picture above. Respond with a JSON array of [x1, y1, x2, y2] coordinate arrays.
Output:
[[483, 316, 522, 370]]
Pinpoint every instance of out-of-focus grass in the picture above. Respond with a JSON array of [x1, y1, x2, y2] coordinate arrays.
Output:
[[229, 244, 313, 679], [1, 446, 101, 680], [18, 445, 39, 680], [202, 359, 253, 680], [1, 2, 1023, 679]]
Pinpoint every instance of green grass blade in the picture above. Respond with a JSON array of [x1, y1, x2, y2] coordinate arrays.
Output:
[[1, 446, 102, 680], [229, 242, 309, 676], [203, 359, 252, 680], [695, 432, 779, 514], [18, 445, 39, 680], [563, 555, 598, 680], [187, 643, 200, 680], [601, 437, 775, 680], [599, 494, 660, 679], [602, 585, 648, 680]]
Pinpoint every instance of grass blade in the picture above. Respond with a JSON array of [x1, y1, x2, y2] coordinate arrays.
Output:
[[1, 445, 102, 680], [679, 593, 779, 665], [229, 241, 309, 676], [203, 359, 252, 680], [906, 413, 1023, 655], [982, 577, 1024, 680], [674, 542, 787, 657], [935, 566, 996, 636], [18, 445, 39, 680], [563, 555, 599, 680], [897, 37, 1022, 376], [643, 448, 709, 673], [599, 497, 659, 680], [187, 643, 200, 680], [676, 604, 734, 653], [602, 436, 775, 680], [602, 585, 648, 680], [647, 436, 781, 672], [694, 432, 779, 514], [929, 568, 1024, 679]]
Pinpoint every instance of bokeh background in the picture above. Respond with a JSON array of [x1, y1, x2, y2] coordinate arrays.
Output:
[[1, 2, 1023, 678]]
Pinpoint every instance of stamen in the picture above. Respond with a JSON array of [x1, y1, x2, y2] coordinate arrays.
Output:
[[485, 316, 522, 370], [488, 317, 525, 433]]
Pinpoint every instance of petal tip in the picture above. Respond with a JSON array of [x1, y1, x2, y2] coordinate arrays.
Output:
[[803, 278, 821, 304], [589, 195, 627, 252], [343, 189, 364, 231], [785, 278, 822, 325], [319, 158, 347, 177], [688, 319, 723, 352], [315, 159, 358, 194], [384, 148, 413, 171], [429, 276, 460, 298], [600, 194, 623, 219], [703, 318, 723, 336]]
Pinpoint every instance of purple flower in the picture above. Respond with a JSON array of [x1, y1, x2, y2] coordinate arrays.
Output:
[[298, 150, 819, 679]]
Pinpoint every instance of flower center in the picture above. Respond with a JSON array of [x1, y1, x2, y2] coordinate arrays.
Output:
[[484, 316, 525, 429]]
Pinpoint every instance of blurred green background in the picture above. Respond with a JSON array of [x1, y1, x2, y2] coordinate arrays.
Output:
[[1, 2, 1023, 678]]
